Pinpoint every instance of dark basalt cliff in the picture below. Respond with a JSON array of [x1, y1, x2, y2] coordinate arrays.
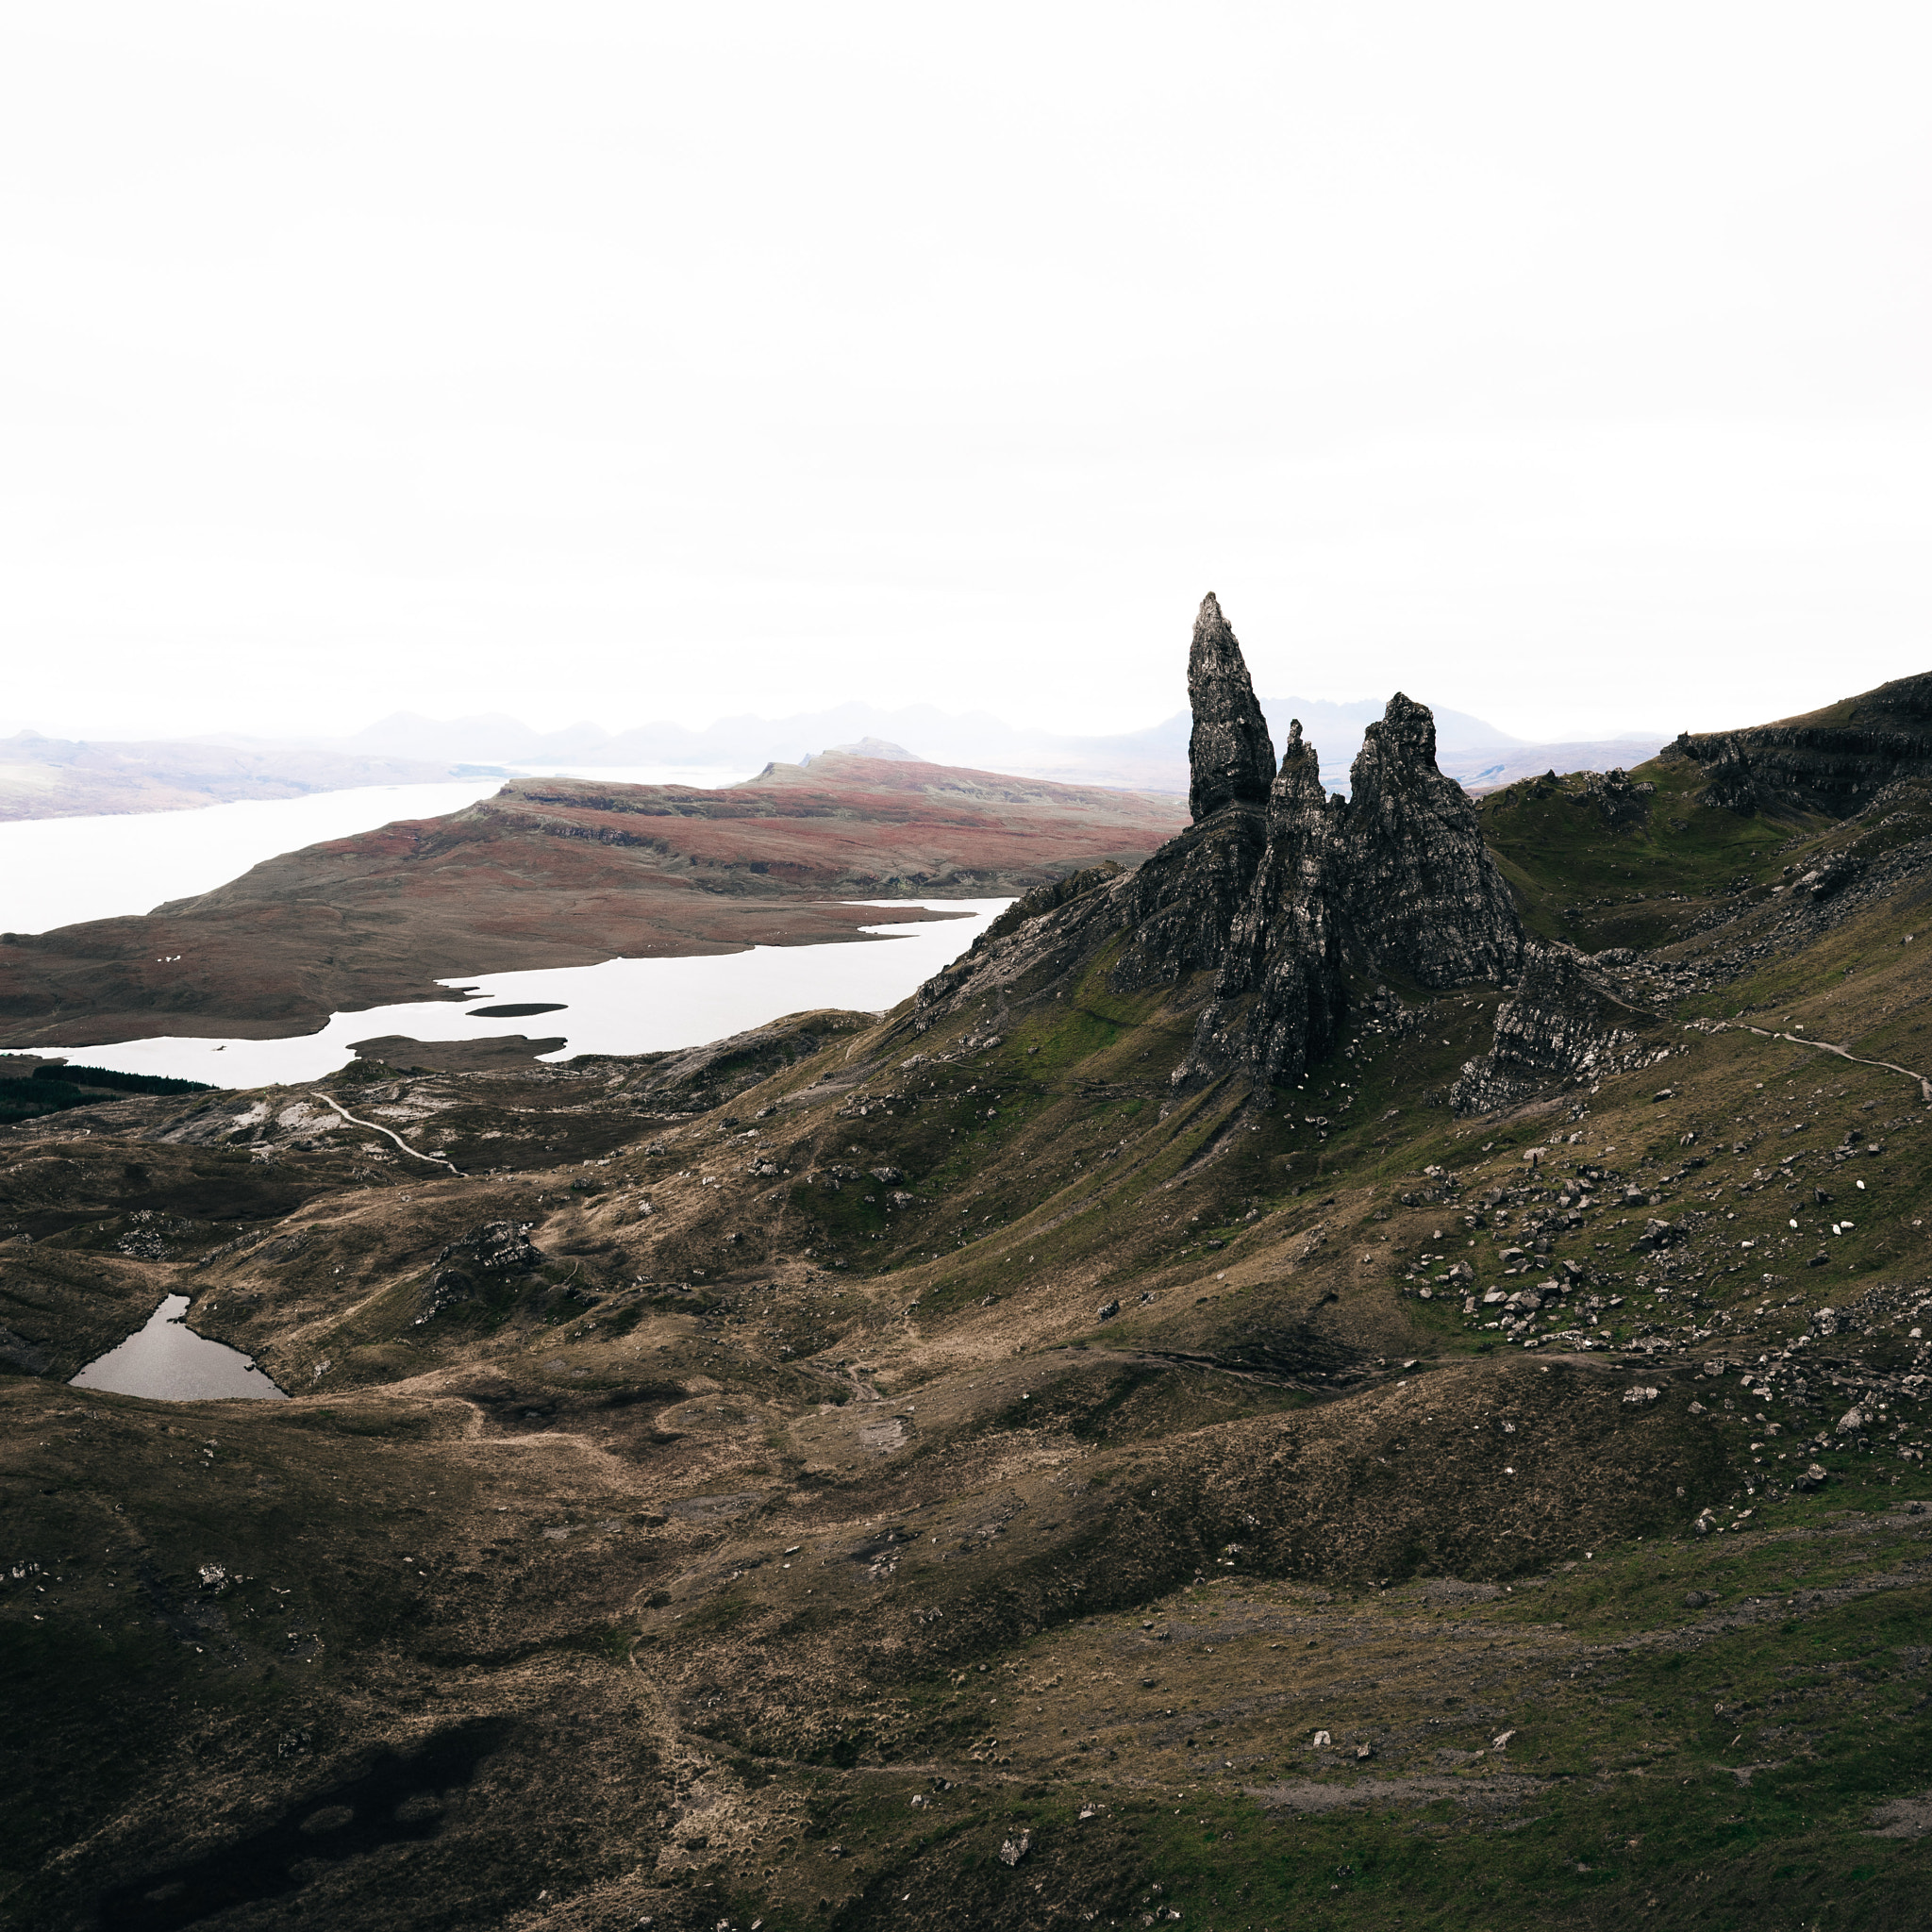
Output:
[[908, 617, 1929, 1122], [1675, 669, 1932, 818], [1180, 720, 1344, 1090]]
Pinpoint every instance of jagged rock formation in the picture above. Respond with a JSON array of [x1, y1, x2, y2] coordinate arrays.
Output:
[[1186, 592, 1277, 821], [1582, 766, 1657, 828], [1448, 940, 1648, 1116], [909, 595, 1527, 1100], [1674, 669, 1932, 818], [1179, 721, 1344, 1087], [1107, 804, 1274, 993], [1335, 693, 1524, 991], [1180, 687, 1524, 1091]]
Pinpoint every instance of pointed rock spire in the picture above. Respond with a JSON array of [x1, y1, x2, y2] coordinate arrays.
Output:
[[1187, 592, 1276, 822]]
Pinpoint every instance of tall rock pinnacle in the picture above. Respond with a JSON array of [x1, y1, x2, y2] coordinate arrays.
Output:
[[1187, 593, 1276, 822]]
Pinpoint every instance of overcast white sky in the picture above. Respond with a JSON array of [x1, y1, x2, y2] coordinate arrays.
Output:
[[3, 2, 1926, 745]]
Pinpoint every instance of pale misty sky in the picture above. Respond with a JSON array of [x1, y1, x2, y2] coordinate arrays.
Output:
[[2, 2, 1926, 747]]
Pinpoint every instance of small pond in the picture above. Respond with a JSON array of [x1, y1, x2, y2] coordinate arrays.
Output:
[[70, 1293, 289, 1402]]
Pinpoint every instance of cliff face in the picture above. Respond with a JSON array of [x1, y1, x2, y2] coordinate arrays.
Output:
[[1675, 670, 1932, 818], [1447, 940, 1645, 1116], [1180, 722, 1345, 1088], [1108, 805, 1274, 994]]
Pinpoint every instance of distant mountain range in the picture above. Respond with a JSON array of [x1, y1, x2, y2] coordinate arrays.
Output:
[[0, 730, 479, 824], [337, 697, 1670, 797], [0, 697, 1670, 822]]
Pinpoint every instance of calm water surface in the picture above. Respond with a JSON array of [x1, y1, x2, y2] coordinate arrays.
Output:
[[31, 899, 1010, 1087], [71, 1294, 288, 1401]]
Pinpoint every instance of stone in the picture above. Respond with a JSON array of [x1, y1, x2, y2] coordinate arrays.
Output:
[[1312, 1729, 1332, 1747], [1109, 802, 1274, 994], [1792, 1463, 1829, 1491], [1450, 941, 1642, 1116], [1096, 1300, 1120, 1321], [1178, 717, 1345, 1090], [1674, 671, 1932, 819], [1186, 593, 1276, 822], [997, 1830, 1032, 1867], [1837, 1407, 1865, 1435]]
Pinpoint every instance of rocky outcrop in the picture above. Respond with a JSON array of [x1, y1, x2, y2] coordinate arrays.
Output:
[[1107, 805, 1273, 994], [908, 598, 1527, 1098], [1448, 941, 1647, 1116], [1583, 767, 1656, 828], [1181, 721, 1345, 1088], [1186, 593, 1277, 822], [1674, 670, 1932, 819], [1179, 691, 1524, 1093], [1337, 694, 1524, 990]]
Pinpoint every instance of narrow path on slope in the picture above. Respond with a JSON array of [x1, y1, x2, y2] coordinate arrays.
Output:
[[1745, 1027, 1932, 1102], [308, 1090, 463, 1171]]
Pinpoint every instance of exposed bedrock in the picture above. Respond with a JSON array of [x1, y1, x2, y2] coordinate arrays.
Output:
[[1178, 683, 1524, 1091], [908, 597, 1527, 1100], [1106, 802, 1273, 994], [1336, 691, 1524, 990], [1675, 669, 1932, 818], [1180, 719, 1345, 1088], [1185, 591, 1277, 822], [1448, 939, 1647, 1117]]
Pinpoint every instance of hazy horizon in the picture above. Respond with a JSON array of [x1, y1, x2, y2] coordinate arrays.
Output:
[[4, 4, 1926, 745], [0, 688, 1675, 759]]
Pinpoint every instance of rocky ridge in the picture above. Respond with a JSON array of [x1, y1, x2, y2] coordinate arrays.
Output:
[[1677, 669, 1932, 818]]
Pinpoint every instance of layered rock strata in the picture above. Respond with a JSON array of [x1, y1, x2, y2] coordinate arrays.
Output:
[[1181, 689, 1523, 1092], [1335, 693, 1524, 990], [1447, 941, 1647, 1116], [1179, 721, 1344, 1088], [1674, 670, 1932, 819]]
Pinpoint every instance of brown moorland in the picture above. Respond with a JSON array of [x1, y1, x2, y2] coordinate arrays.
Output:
[[0, 752, 1187, 1050], [3, 627, 1930, 1931]]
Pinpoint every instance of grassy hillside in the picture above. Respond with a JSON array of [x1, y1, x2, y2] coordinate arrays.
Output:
[[2, 757, 1929, 1929]]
